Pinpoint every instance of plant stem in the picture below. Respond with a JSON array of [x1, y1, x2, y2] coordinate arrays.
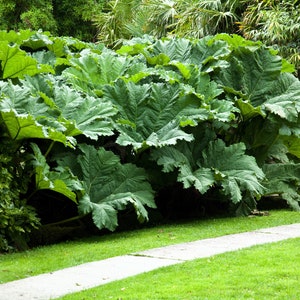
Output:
[[43, 214, 88, 227], [44, 141, 55, 158]]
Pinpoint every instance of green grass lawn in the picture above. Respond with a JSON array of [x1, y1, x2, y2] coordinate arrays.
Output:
[[0, 209, 299, 284], [59, 238, 300, 300]]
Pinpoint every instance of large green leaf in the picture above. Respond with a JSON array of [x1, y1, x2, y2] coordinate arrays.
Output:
[[21, 31, 53, 51], [145, 36, 230, 72], [239, 116, 280, 165], [0, 79, 53, 115], [263, 163, 300, 211], [0, 75, 116, 143], [152, 135, 264, 203], [214, 34, 263, 50], [236, 99, 266, 121], [66, 144, 156, 231], [0, 29, 34, 45], [151, 125, 216, 194], [178, 164, 215, 194], [0, 41, 43, 79], [103, 80, 195, 151], [0, 111, 75, 146], [216, 46, 283, 106], [53, 85, 116, 140], [30, 143, 80, 203], [187, 68, 223, 101], [263, 73, 300, 123], [0, 79, 76, 146], [63, 49, 132, 95], [190, 36, 231, 71], [149, 38, 192, 63], [238, 73, 300, 163], [152, 124, 216, 169], [200, 140, 265, 203]]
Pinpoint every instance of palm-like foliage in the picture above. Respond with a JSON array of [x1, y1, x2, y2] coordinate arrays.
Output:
[[173, 0, 242, 38], [93, 0, 242, 44], [141, 0, 178, 37], [94, 0, 299, 77], [97, 0, 180, 41], [93, 0, 141, 46], [239, 0, 300, 77]]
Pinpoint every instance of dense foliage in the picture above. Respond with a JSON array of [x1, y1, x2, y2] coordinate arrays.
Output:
[[0, 30, 300, 251], [0, 0, 105, 41], [94, 0, 299, 76], [1, 1, 298, 75], [239, 0, 300, 77], [0, 141, 40, 251], [94, 0, 244, 45]]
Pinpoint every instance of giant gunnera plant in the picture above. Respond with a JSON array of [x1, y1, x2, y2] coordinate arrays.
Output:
[[0, 30, 299, 250]]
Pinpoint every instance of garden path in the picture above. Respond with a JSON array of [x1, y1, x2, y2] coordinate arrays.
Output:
[[0, 223, 300, 300]]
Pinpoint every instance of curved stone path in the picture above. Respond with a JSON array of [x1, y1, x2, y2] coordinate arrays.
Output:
[[0, 223, 300, 300]]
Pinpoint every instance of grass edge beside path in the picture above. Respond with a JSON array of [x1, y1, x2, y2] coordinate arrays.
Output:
[[59, 238, 300, 300], [0, 209, 300, 283]]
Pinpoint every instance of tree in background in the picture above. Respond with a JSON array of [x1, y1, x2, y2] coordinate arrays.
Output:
[[0, 0, 105, 41], [0, 0, 57, 33], [238, 0, 300, 77], [53, 0, 106, 41], [93, 0, 140, 46], [170, 0, 243, 38], [93, 0, 243, 44]]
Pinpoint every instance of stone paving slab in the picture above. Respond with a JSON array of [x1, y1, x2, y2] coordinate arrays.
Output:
[[134, 223, 300, 261], [0, 255, 179, 300], [0, 223, 299, 300]]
